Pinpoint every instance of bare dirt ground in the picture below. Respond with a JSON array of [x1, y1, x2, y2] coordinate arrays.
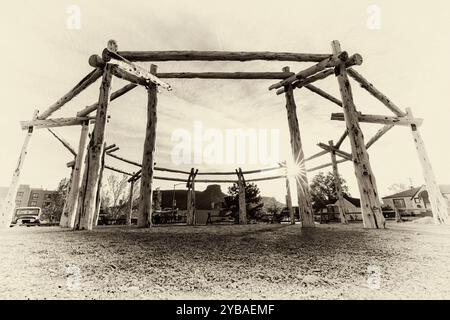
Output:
[[1, 221, 450, 300]]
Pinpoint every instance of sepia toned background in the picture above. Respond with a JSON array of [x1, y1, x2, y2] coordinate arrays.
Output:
[[1, 0, 449, 204]]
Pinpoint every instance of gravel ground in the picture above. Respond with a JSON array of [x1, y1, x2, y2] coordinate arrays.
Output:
[[1, 221, 450, 300]]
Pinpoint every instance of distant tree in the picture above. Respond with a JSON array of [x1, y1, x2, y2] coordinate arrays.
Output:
[[42, 178, 70, 223], [265, 200, 285, 223], [310, 172, 349, 211], [223, 182, 264, 222], [101, 174, 129, 219]]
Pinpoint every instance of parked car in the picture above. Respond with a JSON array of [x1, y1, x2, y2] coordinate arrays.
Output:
[[10, 207, 42, 227]]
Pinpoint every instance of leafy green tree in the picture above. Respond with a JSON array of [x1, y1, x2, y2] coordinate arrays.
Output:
[[310, 172, 349, 211], [223, 182, 263, 222]]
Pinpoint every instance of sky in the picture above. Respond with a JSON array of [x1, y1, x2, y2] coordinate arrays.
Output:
[[1, 0, 450, 205]]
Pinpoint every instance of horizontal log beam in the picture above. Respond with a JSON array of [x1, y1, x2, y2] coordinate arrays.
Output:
[[77, 83, 137, 117], [107, 153, 141, 167], [269, 52, 349, 90], [307, 158, 347, 172], [20, 117, 94, 130], [38, 69, 103, 120], [106, 146, 119, 154], [105, 165, 133, 176], [116, 51, 333, 63], [155, 72, 294, 80], [305, 150, 329, 162], [330, 113, 423, 126], [347, 68, 407, 117]]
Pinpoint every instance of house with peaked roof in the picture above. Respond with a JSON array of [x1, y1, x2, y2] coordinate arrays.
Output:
[[325, 195, 362, 221], [382, 185, 450, 216]]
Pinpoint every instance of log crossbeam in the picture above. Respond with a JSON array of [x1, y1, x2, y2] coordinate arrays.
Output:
[[317, 143, 352, 161], [20, 116, 96, 130], [331, 112, 423, 126]]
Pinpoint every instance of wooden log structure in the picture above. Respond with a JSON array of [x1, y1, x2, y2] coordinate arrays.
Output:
[[347, 68, 407, 117], [62, 121, 90, 228], [236, 168, 247, 224], [304, 84, 343, 107], [93, 143, 107, 226], [77, 62, 114, 230], [186, 168, 198, 226], [305, 150, 329, 162], [329, 140, 348, 224], [156, 72, 295, 80], [406, 108, 449, 224], [137, 64, 158, 228], [307, 124, 393, 172], [275, 54, 363, 95], [331, 113, 423, 127], [38, 69, 103, 120], [116, 51, 333, 62], [20, 116, 95, 131], [104, 165, 133, 176], [331, 40, 385, 229], [282, 66, 315, 227], [281, 161, 295, 225], [269, 52, 349, 90], [0, 110, 38, 228], [106, 146, 120, 154]]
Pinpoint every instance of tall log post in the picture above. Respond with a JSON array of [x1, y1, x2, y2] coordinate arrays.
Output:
[[0, 111, 38, 228], [329, 140, 348, 224], [186, 168, 197, 226], [78, 63, 114, 230], [331, 40, 385, 229], [127, 180, 135, 225], [406, 108, 449, 224], [282, 67, 315, 227], [236, 168, 247, 224], [59, 165, 74, 227], [137, 64, 158, 228], [61, 121, 90, 228]]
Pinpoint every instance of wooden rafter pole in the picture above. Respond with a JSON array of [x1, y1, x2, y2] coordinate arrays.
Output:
[[38, 69, 103, 120], [47, 129, 77, 157], [21, 116, 95, 131], [335, 130, 348, 149], [331, 40, 385, 229], [61, 121, 90, 228], [331, 113, 423, 126], [406, 108, 449, 224], [77, 83, 137, 117], [317, 142, 353, 161], [77, 55, 114, 230], [304, 84, 343, 107], [275, 55, 363, 95], [0, 110, 38, 228], [269, 52, 349, 90], [329, 140, 348, 224], [282, 66, 315, 227], [307, 124, 394, 172], [117, 51, 332, 62], [137, 64, 158, 228], [156, 72, 294, 79], [347, 68, 407, 117]]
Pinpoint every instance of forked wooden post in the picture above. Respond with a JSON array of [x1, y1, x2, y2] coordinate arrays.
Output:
[[127, 179, 135, 225], [61, 121, 89, 228], [331, 40, 385, 229], [0, 110, 38, 228], [236, 168, 247, 224], [329, 140, 348, 224], [285, 176, 295, 225], [186, 168, 198, 226], [93, 143, 107, 226], [137, 64, 158, 228], [282, 67, 315, 227], [406, 108, 449, 224], [78, 63, 114, 230]]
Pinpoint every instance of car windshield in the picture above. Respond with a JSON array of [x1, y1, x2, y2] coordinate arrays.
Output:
[[15, 209, 40, 216]]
